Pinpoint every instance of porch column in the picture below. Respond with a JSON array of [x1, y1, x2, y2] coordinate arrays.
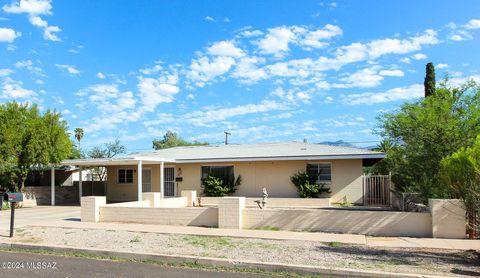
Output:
[[51, 166, 55, 206], [137, 160, 143, 201], [79, 166, 83, 204], [160, 161, 164, 200]]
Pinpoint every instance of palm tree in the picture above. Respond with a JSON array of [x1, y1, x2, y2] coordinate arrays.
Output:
[[74, 128, 84, 151]]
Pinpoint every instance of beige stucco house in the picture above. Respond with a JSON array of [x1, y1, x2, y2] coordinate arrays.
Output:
[[61, 142, 384, 204]]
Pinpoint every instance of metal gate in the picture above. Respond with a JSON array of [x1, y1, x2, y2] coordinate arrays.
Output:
[[363, 174, 391, 207], [164, 167, 175, 197]]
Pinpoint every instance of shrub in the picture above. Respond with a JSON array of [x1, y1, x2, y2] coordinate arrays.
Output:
[[202, 175, 241, 197], [290, 171, 330, 198]]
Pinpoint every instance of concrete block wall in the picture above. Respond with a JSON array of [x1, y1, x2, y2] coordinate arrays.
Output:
[[143, 192, 161, 207], [181, 190, 197, 207], [201, 197, 331, 208], [99, 207, 218, 227], [218, 197, 245, 229], [429, 199, 466, 239], [243, 208, 432, 237], [81, 196, 106, 222]]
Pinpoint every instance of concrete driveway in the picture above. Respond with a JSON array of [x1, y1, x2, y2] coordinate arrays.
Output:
[[0, 206, 80, 236]]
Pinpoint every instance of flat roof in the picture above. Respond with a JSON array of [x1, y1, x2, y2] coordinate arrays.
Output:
[[61, 142, 385, 166]]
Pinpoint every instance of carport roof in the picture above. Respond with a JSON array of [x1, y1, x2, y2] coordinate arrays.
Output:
[[61, 141, 385, 166]]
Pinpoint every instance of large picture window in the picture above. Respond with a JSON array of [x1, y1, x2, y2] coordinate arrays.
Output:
[[118, 169, 134, 184], [307, 163, 332, 183], [201, 166, 234, 184]]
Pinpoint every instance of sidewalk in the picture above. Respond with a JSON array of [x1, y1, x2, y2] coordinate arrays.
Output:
[[30, 219, 480, 250], [1, 206, 479, 250]]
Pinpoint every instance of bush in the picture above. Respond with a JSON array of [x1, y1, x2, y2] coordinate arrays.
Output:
[[290, 171, 330, 198], [202, 175, 241, 197]]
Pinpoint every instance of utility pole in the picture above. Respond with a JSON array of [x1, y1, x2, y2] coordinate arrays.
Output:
[[224, 130, 231, 145]]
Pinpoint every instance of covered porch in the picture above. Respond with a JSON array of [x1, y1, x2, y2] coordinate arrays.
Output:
[[58, 157, 176, 205]]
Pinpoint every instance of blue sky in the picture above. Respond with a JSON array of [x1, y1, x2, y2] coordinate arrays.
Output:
[[0, 0, 479, 152]]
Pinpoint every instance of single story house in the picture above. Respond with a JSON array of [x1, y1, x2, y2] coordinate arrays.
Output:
[[61, 142, 385, 204]]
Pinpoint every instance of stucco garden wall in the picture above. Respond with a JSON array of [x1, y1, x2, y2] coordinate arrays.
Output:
[[200, 197, 331, 208], [242, 208, 432, 237], [99, 206, 218, 227]]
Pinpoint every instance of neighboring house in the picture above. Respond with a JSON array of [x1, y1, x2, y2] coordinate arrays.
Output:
[[61, 142, 385, 204], [26, 166, 75, 187]]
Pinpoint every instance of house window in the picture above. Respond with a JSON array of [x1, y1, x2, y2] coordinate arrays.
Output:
[[307, 163, 332, 183], [118, 169, 134, 184], [201, 166, 234, 184]]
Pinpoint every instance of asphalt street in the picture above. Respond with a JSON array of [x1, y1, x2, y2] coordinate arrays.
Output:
[[0, 251, 275, 278]]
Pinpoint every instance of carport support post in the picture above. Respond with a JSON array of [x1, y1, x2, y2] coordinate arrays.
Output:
[[138, 160, 143, 201], [50, 166, 55, 206], [160, 161, 164, 200], [79, 166, 83, 204]]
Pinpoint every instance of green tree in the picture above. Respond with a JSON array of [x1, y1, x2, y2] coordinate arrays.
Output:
[[0, 102, 72, 191], [424, 62, 436, 97], [201, 174, 241, 197], [74, 128, 84, 150], [375, 80, 480, 200], [88, 139, 126, 181], [440, 136, 480, 239], [152, 130, 208, 150]]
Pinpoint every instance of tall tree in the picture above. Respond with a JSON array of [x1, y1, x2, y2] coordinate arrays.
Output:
[[0, 102, 72, 191], [88, 139, 126, 181], [375, 80, 480, 200], [440, 136, 480, 239], [424, 62, 436, 97], [152, 130, 208, 150], [74, 128, 84, 151]]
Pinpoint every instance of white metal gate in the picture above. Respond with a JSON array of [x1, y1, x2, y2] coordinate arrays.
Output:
[[363, 174, 391, 207], [164, 167, 175, 197], [142, 169, 152, 192]]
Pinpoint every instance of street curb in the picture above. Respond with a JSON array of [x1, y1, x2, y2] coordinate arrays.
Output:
[[0, 242, 447, 278]]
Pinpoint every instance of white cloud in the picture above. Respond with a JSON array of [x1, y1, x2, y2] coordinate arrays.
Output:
[[207, 40, 245, 58], [0, 27, 21, 42], [139, 64, 163, 75], [340, 68, 383, 88], [186, 94, 194, 100], [0, 68, 13, 77], [412, 53, 427, 60], [15, 59, 45, 76], [183, 100, 286, 126], [96, 72, 106, 79], [400, 57, 411, 64], [55, 64, 80, 75], [301, 24, 342, 49], [187, 56, 235, 87], [1, 78, 37, 99], [138, 74, 179, 111], [42, 25, 61, 41], [465, 19, 480, 29], [2, 0, 52, 15], [204, 16, 215, 22], [324, 96, 334, 104], [436, 63, 449, 69], [239, 29, 263, 37], [379, 69, 404, 77], [3, 0, 60, 41], [336, 29, 438, 63], [231, 56, 267, 84], [341, 84, 423, 105], [256, 26, 298, 57]]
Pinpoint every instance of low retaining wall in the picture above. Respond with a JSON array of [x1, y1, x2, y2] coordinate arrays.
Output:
[[99, 206, 218, 227], [81, 196, 466, 239], [200, 197, 331, 208], [243, 208, 432, 237]]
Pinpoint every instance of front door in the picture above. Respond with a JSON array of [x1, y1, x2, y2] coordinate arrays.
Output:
[[164, 167, 175, 197], [142, 169, 152, 192]]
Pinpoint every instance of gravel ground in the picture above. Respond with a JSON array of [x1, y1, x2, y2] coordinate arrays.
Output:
[[7, 226, 480, 277]]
